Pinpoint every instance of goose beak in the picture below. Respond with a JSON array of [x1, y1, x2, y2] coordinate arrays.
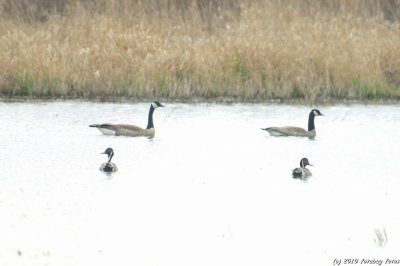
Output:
[[309, 163, 314, 166]]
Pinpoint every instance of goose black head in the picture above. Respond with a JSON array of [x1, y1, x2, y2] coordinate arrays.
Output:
[[152, 101, 165, 109], [300, 158, 312, 168], [101, 147, 114, 158], [311, 109, 323, 116]]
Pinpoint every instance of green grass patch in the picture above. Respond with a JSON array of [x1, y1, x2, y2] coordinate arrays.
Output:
[[41, 75, 60, 96], [290, 85, 304, 99], [233, 60, 250, 85], [158, 73, 170, 97], [353, 78, 392, 99], [11, 69, 35, 96]]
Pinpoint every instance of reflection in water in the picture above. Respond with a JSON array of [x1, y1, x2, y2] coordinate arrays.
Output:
[[0, 102, 400, 266], [101, 171, 116, 180]]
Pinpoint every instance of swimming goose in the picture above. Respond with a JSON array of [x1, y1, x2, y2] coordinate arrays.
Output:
[[292, 158, 312, 178], [90, 101, 164, 137], [100, 147, 118, 173], [262, 109, 323, 137]]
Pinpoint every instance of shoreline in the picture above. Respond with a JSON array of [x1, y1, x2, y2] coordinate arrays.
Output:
[[1, 95, 400, 105]]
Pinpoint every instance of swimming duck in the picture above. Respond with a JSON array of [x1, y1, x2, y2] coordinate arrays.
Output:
[[262, 109, 323, 138], [292, 158, 312, 178], [90, 101, 164, 137], [99, 147, 118, 173]]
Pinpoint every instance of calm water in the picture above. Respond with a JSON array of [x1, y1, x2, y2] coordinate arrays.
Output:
[[1, 102, 400, 266]]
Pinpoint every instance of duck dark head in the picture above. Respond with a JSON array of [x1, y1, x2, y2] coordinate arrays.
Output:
[[300, 158, 312, 168], [101, 147, 114, 158]]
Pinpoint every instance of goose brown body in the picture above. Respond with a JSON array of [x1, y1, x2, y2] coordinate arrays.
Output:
[[262, 109, 323, 137], [265, 126, 316, 137], [94, 124, 155, 137], [90, 101, 164, 137]]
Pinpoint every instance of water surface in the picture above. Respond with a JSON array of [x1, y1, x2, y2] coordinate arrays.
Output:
[[0, 102, 399, 266]]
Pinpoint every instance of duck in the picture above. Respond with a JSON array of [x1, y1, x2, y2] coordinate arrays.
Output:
[[99, 147, 118, 173], [261, 109, 323, 138], [292, 158, 312, 178], [90, 101, 164, 137]]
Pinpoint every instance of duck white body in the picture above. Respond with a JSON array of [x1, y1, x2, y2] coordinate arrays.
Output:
[[100, 162, 118, 172]]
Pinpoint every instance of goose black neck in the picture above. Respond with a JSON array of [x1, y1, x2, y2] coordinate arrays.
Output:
[[146, 105, 155, 129], [308, 112, 315, 131]]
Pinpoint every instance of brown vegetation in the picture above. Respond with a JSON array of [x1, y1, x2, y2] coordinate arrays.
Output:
[[1, 0, 400, 102]]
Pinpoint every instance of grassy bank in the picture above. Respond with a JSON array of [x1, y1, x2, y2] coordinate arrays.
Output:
[[1, 0, 400, 103]]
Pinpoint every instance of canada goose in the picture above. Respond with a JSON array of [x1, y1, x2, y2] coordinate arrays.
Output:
[[100, 147, 118, 173], [262, 109, 323, 138], [90, 101, 164, 137], [292, 158, 312, 178]]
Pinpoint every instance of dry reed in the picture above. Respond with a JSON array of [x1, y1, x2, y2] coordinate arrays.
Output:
[[1, 0, 400, 102]]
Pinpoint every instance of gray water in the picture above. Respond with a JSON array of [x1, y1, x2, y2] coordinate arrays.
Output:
[[0, 102, 399, 266]]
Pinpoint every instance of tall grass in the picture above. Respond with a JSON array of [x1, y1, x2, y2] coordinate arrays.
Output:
[[1, 0, 400, 102]]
